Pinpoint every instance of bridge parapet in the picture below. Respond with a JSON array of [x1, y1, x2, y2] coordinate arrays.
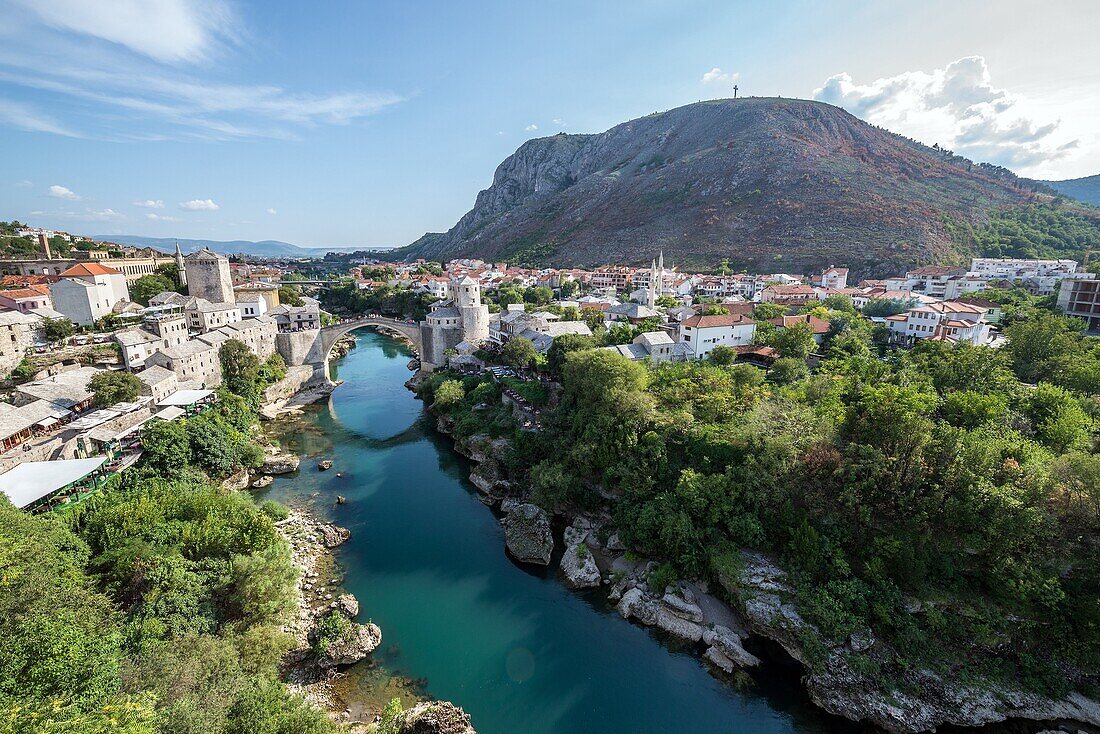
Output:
[[309, 317, 425, 383]]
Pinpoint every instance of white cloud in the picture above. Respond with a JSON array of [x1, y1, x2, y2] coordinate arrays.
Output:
[[48, 185, 80, 200], [15, 180, 33, 187], [179, 198, 219, 211], [552, 118, 565, 126], [132, 199, 164, 208], [813, 56, 1078, 173], [59, 208, 124, 221], [525, 124, 538, 132], [145, 212, 181, 221], [266, 208, 277, 215], [0, 97, 81, 137], [701, 67, 739, 85], [11, 0, 238, 64]]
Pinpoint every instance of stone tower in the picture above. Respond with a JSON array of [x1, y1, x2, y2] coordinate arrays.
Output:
[[184, 248, 235, 304], [175, 240, 187, 288], [454, 275, 489, 343]]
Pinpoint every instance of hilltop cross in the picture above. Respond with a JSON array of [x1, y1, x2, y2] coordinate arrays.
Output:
[[733, 84, 739, 99]]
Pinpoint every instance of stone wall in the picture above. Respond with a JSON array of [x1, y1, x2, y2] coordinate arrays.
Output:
[[276, 329, 320, 367]]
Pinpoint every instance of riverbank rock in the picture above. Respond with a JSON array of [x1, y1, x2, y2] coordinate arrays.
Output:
[[318, 459, 333, 471], [616, 587, 705, 643], [334, 593, 359, 619], [394, 701, 477, 734], [469, 460, 509, 503], [501, 503, 553, 565], [262, 452, 301, 475], [251, 475, 273, 488], [320, 523, 351, 548], [702, 625, 760, 668], [559, 543, 601, 589], [221, 467, 250, 491], [315, 620, 382, 667]]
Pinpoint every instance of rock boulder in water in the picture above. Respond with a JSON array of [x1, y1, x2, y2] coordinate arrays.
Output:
[[559, 543, 601, 589], [262, 453, 301, 475], [394, 701, 476, 734], [315, 620, 381, 667], [501, 503, 553, 565]]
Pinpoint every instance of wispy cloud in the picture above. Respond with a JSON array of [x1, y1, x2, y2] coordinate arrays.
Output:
[[48, 185, 80, 200], [701, 67, 738, 85], [132, 199, 164, 208], [15, 180, 33, 188], [266, 208, 277, 215], [813, 56, 1077, 172], [0, 97, 82, 137], [179, 198, 219, 211], [146, 212, 181, 222], [58, 208, 124, 221], [10, 0, 239, 65], [0, 4, 404, 141], [525, 124, 538, 132]]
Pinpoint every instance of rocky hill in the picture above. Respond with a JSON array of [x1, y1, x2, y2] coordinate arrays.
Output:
[[1045, 174, 1100, 207], [400, 98, 1049, 275]]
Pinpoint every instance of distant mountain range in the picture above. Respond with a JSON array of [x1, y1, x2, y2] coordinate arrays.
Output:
[[1044, 174, 1100, 207], [93, 235, 394, 258], [397, 97, 1064, 275]]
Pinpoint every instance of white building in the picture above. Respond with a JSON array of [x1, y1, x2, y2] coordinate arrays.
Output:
[[602, 331, 691, 363], [237, 292, 268, 319], [186, 298, 242, 333], [886, 300, 990, 346], [49, 263, 130, 326], [678, 313, 756, 359], [818, 267, 849, 289]]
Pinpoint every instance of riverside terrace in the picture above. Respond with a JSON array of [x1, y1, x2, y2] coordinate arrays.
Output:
[[0, 456, 109, 512]]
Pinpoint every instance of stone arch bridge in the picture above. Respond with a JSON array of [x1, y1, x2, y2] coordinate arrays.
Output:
[[310, 317, 424, 383]]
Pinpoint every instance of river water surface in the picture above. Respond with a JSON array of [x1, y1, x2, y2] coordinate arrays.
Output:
[[262, 331, 863, 734]]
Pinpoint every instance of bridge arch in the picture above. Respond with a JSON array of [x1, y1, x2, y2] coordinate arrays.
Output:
[[314, 317, 425, 383]]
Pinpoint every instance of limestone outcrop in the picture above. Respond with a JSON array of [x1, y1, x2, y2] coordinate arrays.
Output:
[[394, 701, 477, 734], [559, 543, 600, 589], [501, 503, 553, 565]]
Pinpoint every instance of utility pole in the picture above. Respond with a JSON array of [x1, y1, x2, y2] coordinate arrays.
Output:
[[733, 84, 739, 99]]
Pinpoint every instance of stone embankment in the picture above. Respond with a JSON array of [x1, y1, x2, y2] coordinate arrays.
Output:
[[421, 386, 1100, 734]]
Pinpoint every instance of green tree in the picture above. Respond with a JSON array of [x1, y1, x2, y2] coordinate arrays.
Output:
[[433, 379, 465, 408], [219, 339, 262, 408], [524, 286, 553, 305], [501, 336, 538, 369], [772, 322, 817, 359], [130, 274, 174, 306], [88, 370, 142, 407], [41, 317, 75, 344], [708, 345, 737, 366], [140, 419, 191, 474], [547, 333, 596, 375], [768, 356, 809, 384]]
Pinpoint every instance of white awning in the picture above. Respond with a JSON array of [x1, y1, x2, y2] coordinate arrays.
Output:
[[157, 389, 215, 407], [0, 457, 107, 508]]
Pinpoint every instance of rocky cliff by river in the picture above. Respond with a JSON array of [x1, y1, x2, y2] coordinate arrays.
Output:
[[426, 386, 1100, 734]]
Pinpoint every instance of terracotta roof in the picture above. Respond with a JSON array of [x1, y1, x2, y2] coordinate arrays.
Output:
[[769, 314, 831, 334], [59, 262, 121, 277], [682, 313, 755, 328], [0, 287, 50, 300]]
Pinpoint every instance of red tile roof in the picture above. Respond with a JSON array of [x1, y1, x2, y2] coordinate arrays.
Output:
[[682, 313, 755, 328], [769, 314, 831, 334], [59, 262, 121, 277]]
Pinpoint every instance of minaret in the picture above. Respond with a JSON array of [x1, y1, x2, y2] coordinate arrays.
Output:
[[175, 240, 187, 287], [647, 258, 657, 309], [657, 250, 665, 298]]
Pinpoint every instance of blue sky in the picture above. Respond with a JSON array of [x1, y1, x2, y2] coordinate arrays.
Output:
[[1, 0, 1098, 247]]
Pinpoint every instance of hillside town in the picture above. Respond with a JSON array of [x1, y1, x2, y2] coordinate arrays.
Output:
[[1, 219, 1097, 513]]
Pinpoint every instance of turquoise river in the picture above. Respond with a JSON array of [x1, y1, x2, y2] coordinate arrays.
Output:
[[259, 331, 1000, 734]]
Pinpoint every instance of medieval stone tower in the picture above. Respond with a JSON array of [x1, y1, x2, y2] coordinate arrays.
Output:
[[184, 248, 235, 304], [419, 274, 490, 367], [453, 275, 489, 343]]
